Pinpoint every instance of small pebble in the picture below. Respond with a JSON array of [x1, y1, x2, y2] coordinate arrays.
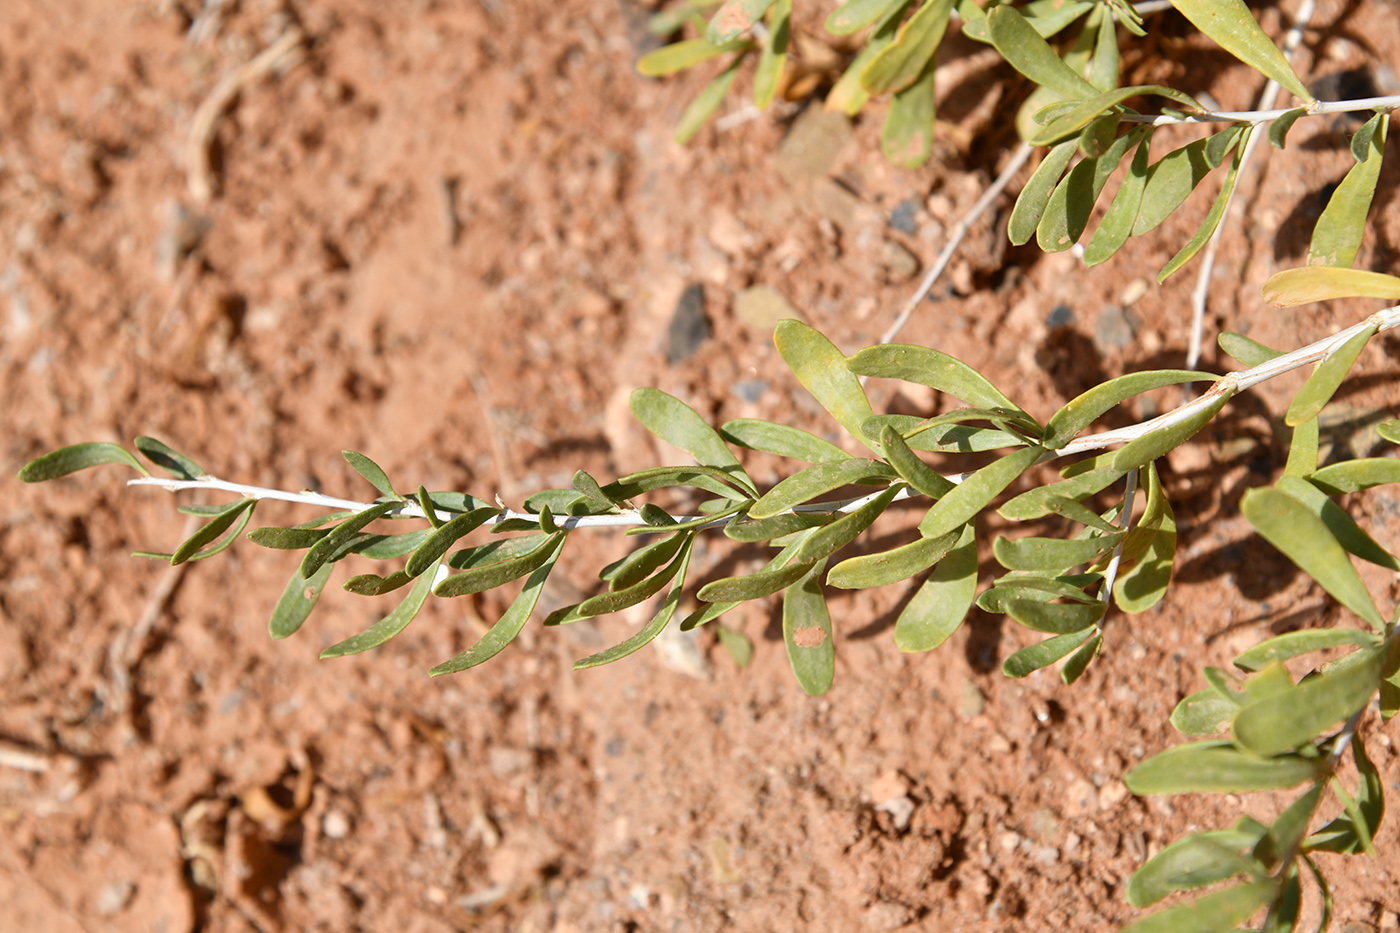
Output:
[[1095, 304, 1139, 352], [666, 284, 710, 364], [94, 881, 135, 916], [322, 809, 351, 840], [888, 198, 920, 235], [733, 378, 768, 403], [1045, 304, 1074, 329]]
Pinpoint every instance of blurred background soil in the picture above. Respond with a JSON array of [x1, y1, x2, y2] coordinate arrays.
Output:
[[2, 1, 1399, 930]]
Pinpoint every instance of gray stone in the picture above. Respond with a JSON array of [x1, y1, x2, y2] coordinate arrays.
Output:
[[775, 106, 853, 186], [734, 378, 768, 403], [1045, 304, 1074, 329], [1095, 304, 1139, 352], [888, 198, 920, 235], [881, 238, 920, 282], [666, 284, 710, 363]]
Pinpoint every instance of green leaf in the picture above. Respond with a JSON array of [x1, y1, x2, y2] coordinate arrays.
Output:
[[447, 533, 547, 569], [573, 536, 692, 620], [1378, 420, 1400, 445], [171, 498, 255, 565], [1002, 627, 1095, 677], [891, 522, 978, 652], [1131, 138, 1214, 236], [1123, 880, 1279, 933], [352, 529, 433, 560], [721, 419, 850, 463], [1232, 646, 1384, 757], [1257, 783, 1324, 869], [998, 463, 1127, 521], [826, 0, 913, 113], [724, 510, 833, 543], [826, 0, 904, 35], [300, 502, 398, 579], [699, 557, 816, 602], [1285, 324, 1377, 426], [574, 538, 696, 669], [638, 38, 735, 76], [1009, 140, 1077, 246], [860, 0, 954, 95], [405, 508, 499, 578], [269, 561, 335, 639], [1020, 0, 1097, 38], [415, 486, 444, 529], [1169, 0, 1312, 103], [1218, 331, 1282, 367], [986, 5, 1097, 100], [632, 394, 754, 492], [1263, 267, 1400, 306], [878, 427, 952, 499], [1125, 741, 1325, 795], [881, 52, 938, 168], [1085, 3, 1119, 88], [1037, 127, 1145, 251], [1273, 475, 1397, 570], [1306, 735, 1384, 854], [716, 624, 754, 667], [1007, 597, 1107, 633], [1061, 629, 1101, 683], [430, 537, 566, 674], [682, 531, 814, 629], [1283, 418, 1319, 479], [342, 450, 398, 498], [134, 437, 205, 480], [1112, 390, 1231, 472], [605, 465, 753, 502], [17, 442, 150, 482], [1127, 830, 1268, 908], [1242, 487, 1384, 630], [1237, 624, 1377, 669], [602, 532, 691, 590], [705, 0, 776, 44], [864, 415, 1029, 454], [1268, 107, 1306, 148], [920, 445, 1045, 540], [1045, 495, 1120, 534], [752, 0, 790, 110], [783, 561, 835, 696], [1171, 688, 1237, 736], [994, 530, 1123, 572], [342, 570, 413, 596], [321, 556, 444, 658], [1083, 129, 1152, 265], [249, 525, 332, 550], [649, 1, 721, 35], [1310, 113, 1388, 268], [749, 458, 895, 519], [1309, 457, 1400, 494], [434, 533, 564, 597], [1157, 130, 1249, 282], [675, 54, 745, 145], [790, 485, 900, 565], [1044, 371, 1218, 449], [829, 525, 960, 590], [979, 574, 1099, 612], [1115, 492, 1176, 613], [1030, 86, 1201, 147], [776, 320, 878, 454]]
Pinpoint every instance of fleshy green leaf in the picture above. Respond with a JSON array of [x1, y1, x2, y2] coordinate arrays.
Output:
[[434, 533, 564, 597], [1273, 475, 1397, 570], [724, 510, 833, 542], [986, 5, 1097, 100], [829, 526, 960, 590], [1171, 688, 1237, 736], [430, 537, 566, 674], [1002, 627, 1095, 677], [826, 0, 913, 114], [1235, 628, 1381, 673], [864, 415, 1029, 454], [893, 522, 977, 652], [860, 0, 954, 95], [405, 508, 499, 578], [1263, 267, 1400, 306], [716, 624, 754, 667], [1283, 418, 1319, 479], [1218, 331, 1282, 367], [1083, 129, 1152, 265], [721, 418, 850, 463], [638, 38, 736, 77], [1268, 107, 1306, 148], [1029, 86, 1201, 147], [1243, 487, 1384, 630], [572, 535, 693, 620], [604, 465, 753, 502], [17, 442, 150, 482], [790, 485, 900, 565], [1007, 597, 1107, 633], [683, 531, 814, 629], [171, 498, 256, 565], [1044, 370, 1218, 449], [749, 458, 895, 519], [1257, 784, 1324, 869], [1378, 420, 1400, 445], [321, 557, 444, 658], [783, 561, 835, 695], [825, 0, 904, 35], [1232, 646, 1384, 757], [881, 53, 938, 167], [1123, 880, 1279, 933], [1115, 490, 1176, 613], [603, 532, 691, 590], [1037, 127, 1145, 251], [705, 0, 776, 44], [1125, 741, 1325, 794], [574, 538, 696, 669], [699, 558, 815, 603], [631, 388, 755, 495], [1131, 138, 1213, 237], [1306, 735, 1384, 853], [1112, 391, 1231, 472], [1157, 130, 1249, 283], [994, 530, 1123, 572], [1127, 830, 1268, 908], [752, 0, 790, 110], [343, 570, 413, 596], [269, 561, 335, 639], [998, 463, 1127, 521], [777, 320, 878, 454], [675, 54, 746, 144], [300, 502, 398, 579], [1169, 0, 1312, 103], [1009, 140, 1077, 246], [1285, 324, 1377, 426], [249, 526, 332, 549], [1060, 630, 1100, 683], [879, 426, 955, 499], [1309, 457, 1400, 494], [342, 450, 398, 498], [134, 437, 205, 480], [920, 445, 1045, 539]]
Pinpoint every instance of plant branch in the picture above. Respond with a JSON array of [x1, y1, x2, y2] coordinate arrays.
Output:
[[1124, 94, 1400, 128]]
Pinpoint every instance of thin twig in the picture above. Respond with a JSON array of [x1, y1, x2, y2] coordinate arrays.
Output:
[[1099, 466, 1138, 602], [187, 28, 306, 205], [126, 305, 1400, 529], [1187, 0, 1317, 372], [879, 142, 1034, 348]]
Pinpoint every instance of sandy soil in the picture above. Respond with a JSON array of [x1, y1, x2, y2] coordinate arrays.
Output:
[[3, 1, 1399, 930]]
